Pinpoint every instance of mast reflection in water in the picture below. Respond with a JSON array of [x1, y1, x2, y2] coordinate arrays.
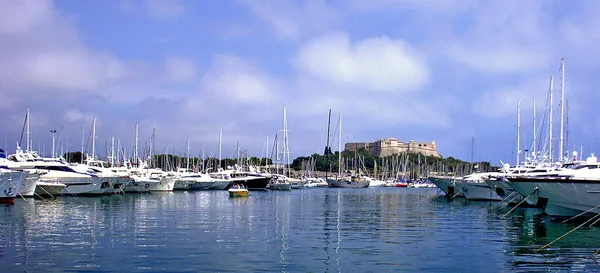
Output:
[[0, 188, 599, 272]]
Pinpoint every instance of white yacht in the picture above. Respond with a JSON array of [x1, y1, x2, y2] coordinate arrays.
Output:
[[6, 148, 106, 196], [207, 171, 231, 190], [454, 172, 502, 201], [506, 155, 600, 218], [128, 168, 175, 192], [269, 174, 292, 191], [0, 168, 28, 204]]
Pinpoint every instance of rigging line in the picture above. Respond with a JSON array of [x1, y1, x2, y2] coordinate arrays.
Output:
[[501, 187, 538, 218], [537, 212, 600, 252]]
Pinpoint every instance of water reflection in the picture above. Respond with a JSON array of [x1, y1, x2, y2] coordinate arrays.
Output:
[[0, 189, 599, 272]]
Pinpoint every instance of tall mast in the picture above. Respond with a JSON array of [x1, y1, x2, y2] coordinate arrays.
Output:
[[81, 124, 85, 164], [110, 136, 115, 166], [324, 109, 332, 155], [134, 122, 139, 166], [283, 103, 290, 177], [549, 76, 554, 162], [186, 134, 190, 170], [91, 117, 96, 160], [219, 125, 222, 169], [26, 109, 30, 152], [517, 99, 521, 166], [559, 58, 565, 161], [338, 112, 342, 177], [532, 97, 536, 161]]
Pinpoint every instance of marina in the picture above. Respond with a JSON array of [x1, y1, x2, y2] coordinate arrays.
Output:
[[1, 188, 599, 272]]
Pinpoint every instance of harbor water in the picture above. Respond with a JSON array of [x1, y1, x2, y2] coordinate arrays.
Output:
[[1, 188, 599, 272]]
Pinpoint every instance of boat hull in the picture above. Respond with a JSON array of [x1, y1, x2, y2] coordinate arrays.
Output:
[[35, 181, 67, 197], [19, 172, 39, 197], [271, 182, 292, 191], [455, 180, 502, 201], [327, 178, 370, 188], [208, 180, 230, 190], [228, 176, 270, 191], [0, 171, 27, 203], [228, 189, 248, 197], [429, 176, 454, 195], [173, 179, 194, 190], [507, 176, 600, 218]]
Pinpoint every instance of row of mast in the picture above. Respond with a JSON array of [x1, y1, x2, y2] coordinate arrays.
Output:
[[516, 58, 567, 165]]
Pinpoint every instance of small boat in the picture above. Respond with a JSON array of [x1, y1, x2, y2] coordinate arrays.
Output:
[[228, 184, 248, 197]]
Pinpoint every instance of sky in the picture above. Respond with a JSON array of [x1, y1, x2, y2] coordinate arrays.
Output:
[[1, 0, 600, 165]]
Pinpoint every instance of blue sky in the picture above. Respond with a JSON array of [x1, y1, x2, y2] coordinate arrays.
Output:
[[1, 0, 600, 165]]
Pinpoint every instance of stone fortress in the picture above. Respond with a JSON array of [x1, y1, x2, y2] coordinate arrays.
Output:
[[344, 137, 441, 158]]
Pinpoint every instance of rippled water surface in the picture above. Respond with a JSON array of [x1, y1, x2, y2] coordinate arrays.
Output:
[[1, 188, 599, 272]]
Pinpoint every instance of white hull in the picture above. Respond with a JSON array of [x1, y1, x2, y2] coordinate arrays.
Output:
[[124, 179, 159, 193], [149, 176, 175, 191], [39, 176, 106, 196], [327, 178, 370, 188], [208, 180, 230, 190], [455, 180, 502, 201], [35, 181, 67, 197], [429, 176, 454, 195], [368, 179, 386, 188], [173, 179, 194, 190], [190, 181, 215, 190], [271, 182, 292, 191], [508, 176, 600, 218], [19, 172, 39, 197], [0, 171, 27, 201]]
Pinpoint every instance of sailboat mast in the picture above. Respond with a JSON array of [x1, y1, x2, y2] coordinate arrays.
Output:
[[559, 58, 565, 161], [81, 124, 85, 164], [186, 134, 190, 170], [532, 97, 536, 161], [219, 125, 222, 169], [325, 109, 332, 155], [91, 117, 96, 160], [549, 76, 554, 162], [283, 103, 290, 177], [517, 99, 521, 166], [134, 122, 139, 166], [111, 136, 115, 166], [26, 109, 30, 152], [338, 112, 342, 177]]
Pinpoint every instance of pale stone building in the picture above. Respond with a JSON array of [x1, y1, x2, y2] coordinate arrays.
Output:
[[344, 137, 441, 158]]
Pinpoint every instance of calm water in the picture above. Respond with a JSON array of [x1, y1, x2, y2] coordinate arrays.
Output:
[[1, 188, 599, 272]]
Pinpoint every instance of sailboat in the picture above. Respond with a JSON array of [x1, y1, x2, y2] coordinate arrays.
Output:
[[326, 112, 370, 188], [271, 104, 293, 191]]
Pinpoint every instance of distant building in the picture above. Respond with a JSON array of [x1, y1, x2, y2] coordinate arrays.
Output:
[[344, 137, 441, 158]]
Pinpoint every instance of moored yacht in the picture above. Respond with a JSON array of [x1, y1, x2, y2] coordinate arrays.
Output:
[[0, 168, 28, 204], [6, 147, 106, 196], [506, 155, 600, 218], [327, 171, 370, 188], [454, 172, 502, 201]]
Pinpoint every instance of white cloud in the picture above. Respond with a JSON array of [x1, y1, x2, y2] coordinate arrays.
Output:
[[164, 56, 196, 83], [295, 33, 428, 93], [199, 54, 280, 104], [0, 0, 53, 34], [472, 77, 551, 119], [238, 0, 341, 40]]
